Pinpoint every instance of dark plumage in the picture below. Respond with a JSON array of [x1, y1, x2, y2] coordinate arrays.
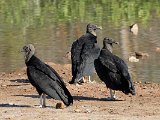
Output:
[[69, 24, 102, 84], [21, 44, 73, 107], [94, 38, 135, 100]]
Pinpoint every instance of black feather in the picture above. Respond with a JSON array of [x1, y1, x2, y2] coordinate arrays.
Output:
[[26, 55, 73, 106], [69, 33, 100, 84], [94, 39, 135, 95]]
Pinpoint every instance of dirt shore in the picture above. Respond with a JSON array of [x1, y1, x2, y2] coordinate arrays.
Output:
[[0, 63, 160, 120]]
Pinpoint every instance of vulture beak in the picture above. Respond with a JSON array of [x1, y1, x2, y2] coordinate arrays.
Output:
[[114, 41, 119, 45], [111, 39, 119, 45], [96, 26, 102, 30]]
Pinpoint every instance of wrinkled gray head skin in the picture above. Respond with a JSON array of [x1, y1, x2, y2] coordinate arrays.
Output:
[[103, 37, 119, 52], [21, 44, 35, 63], [103, 37, 119, 46], [86, 23, 102, 36]]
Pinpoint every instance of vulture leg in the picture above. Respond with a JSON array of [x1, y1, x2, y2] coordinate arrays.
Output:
[[110, 89, 116, 99], [106, 89, 117, 101], [88, 76, 91, 83], [82, 77, 85, 82], [40, 93, 46, 108], [82, 76, 91, 83], [76, 77, 84, 85]]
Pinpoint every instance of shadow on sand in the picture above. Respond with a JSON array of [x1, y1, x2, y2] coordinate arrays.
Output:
[[13, 94, 123, 102], [10, 79, 29, 83], [73, 96, 123, 101], [0, 103, 31, 108], [14, 94, 51, 99]]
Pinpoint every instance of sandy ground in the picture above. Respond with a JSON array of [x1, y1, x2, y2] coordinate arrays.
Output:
[[0, 62, 160, 120]]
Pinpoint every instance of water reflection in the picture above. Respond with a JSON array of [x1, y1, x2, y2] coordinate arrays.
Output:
[[0, 0, 160, 83]]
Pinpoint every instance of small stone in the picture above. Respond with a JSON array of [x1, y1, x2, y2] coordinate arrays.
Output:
[[143, 86, 147, 89], [129, 23, 138, 35], [9, 103, 14, 105], [145, 81, 151, 84], [129, 56, 139, 62], [56, 102, 64, 109], [156, 47, 160, 52], [85, 109, 91, 113], [74, 109, 81, 113], [4, 111, 7, 113]]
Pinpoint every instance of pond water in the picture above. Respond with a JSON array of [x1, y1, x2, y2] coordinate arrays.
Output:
[[0, 0, 160, 83]]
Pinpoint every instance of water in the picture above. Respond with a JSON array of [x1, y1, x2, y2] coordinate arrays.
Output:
[[0, 0, 160, 83]]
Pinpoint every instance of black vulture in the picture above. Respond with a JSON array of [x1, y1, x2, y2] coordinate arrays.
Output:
[[21, 44, 73, 107], [94, 37, 135, 100], [69, 23, 102, 84]]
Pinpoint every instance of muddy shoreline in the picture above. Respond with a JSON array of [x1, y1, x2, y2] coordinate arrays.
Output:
[[0, 63, 160, 120]]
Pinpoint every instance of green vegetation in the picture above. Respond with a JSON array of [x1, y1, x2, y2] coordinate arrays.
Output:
[[0, 0, 160, 27], [0, 0, 160, 82]]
